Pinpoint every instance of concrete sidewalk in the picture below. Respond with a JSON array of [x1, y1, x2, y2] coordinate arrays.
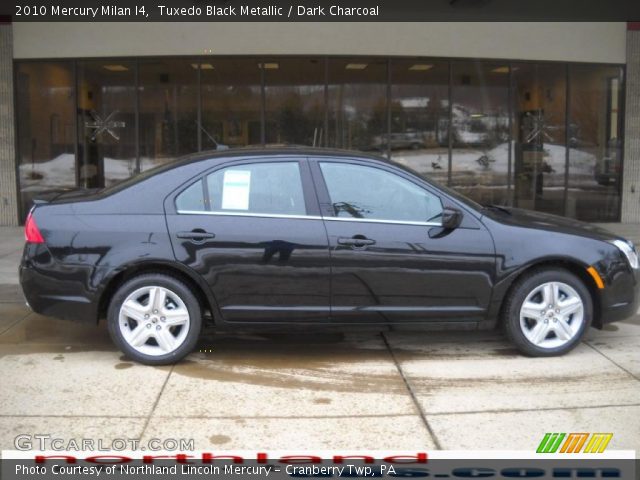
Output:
[[0, 225, 639, 453]]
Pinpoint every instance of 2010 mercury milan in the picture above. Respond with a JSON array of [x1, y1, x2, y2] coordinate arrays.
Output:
[[19, 147, 639, 364]]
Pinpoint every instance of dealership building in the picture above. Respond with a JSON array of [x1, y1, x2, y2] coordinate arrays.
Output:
[[0, 21, 639, 225]]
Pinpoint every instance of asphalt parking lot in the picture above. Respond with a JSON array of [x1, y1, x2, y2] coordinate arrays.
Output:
[[0, 225, 639, 453]]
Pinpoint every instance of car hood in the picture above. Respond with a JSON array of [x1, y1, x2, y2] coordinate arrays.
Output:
[[483, 206, 621, 243]]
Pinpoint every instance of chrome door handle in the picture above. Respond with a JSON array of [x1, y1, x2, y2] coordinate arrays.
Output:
[[177, 230, 216, 240], [337, 237, 376, 247]]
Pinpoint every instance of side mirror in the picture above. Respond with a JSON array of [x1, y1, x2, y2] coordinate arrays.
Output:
[[441, 207, 462, 230]]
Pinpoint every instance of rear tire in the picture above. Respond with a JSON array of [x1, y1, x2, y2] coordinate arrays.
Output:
[[107, 273, 201, 365], [503, 268, 592, 357]]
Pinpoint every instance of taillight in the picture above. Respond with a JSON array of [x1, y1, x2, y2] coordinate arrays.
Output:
[[25, 212, 45, 244]]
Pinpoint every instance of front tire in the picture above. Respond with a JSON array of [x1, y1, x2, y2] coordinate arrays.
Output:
[[107, 274, 201, 365], [503, 268, 592, 357]]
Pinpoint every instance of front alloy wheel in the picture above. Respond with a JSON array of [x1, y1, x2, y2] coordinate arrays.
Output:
[[108, 274, 202, 365], [519, 282, 584, 349], [503, 268, 592, 356]]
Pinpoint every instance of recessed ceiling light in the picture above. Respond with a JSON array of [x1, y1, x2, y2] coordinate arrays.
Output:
[[491, 66, 510, 74], [345, 63, 368, 70], [103, 65, 129, 72], [470, 113, 486, 118], [191, 63, 214, 70], [258, 62, 279, 70], [409, 64, 433, 71]]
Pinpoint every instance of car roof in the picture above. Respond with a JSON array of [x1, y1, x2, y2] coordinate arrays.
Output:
[[173, 145, 391, 168]]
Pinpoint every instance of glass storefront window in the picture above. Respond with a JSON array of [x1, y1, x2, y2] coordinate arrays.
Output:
[[200, 58, 262, 149], [327, 58, 387, 151], [450, 61, 511, 206], [264, 58, 325, 146], [511, 63, 567, 216], [567, 65, 623, 222], [389, 60, 449, 187], [138, 59, 198, 171], [77, 61, 136, 188], [16, 62, 75, 217], [14, 56, 627, 223]]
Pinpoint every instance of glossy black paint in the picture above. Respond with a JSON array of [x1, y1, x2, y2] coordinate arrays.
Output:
[[19, 147, 640, 332]]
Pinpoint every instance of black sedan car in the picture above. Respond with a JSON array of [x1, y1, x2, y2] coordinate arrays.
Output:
[[20, 148, 639, 364]]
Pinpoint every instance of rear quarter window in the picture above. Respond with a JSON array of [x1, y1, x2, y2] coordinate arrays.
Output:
[[175, 180, 206, 212]]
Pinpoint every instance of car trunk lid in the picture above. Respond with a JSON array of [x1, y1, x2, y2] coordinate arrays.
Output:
[[32, 188, 101, 205]]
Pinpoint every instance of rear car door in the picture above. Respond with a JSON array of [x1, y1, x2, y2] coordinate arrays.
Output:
[[165, 157, 331, 323], [311, 158, 496, 325]]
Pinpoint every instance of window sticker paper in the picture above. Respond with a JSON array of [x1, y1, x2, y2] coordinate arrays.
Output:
[[221, 170, 251, 210]]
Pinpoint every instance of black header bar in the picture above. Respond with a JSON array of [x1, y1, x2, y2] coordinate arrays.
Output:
[[5, 0, 640, 22]]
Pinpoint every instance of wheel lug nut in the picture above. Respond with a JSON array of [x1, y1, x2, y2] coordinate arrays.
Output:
[[144, 314, 149, 319], [156, 325, 161, 330], [146, 323, 151, 328], [555, 309, 560, 313], [160, 317, 165, 322]]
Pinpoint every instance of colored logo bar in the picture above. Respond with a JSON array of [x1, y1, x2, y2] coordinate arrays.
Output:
[[537, 433, 613, 453]]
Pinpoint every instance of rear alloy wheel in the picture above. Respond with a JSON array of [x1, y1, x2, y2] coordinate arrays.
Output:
[[503, 269, 592, 356], [107, 274, 201, 365]]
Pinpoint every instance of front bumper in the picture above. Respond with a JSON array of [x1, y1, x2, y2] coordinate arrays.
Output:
[[598, 265, 640, 326]]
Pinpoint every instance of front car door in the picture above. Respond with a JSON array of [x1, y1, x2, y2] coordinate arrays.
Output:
[[311, 158, 496, 325], [165, 157, 331, 323]]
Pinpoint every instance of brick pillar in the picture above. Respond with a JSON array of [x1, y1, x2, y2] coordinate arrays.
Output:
[[0, 23, 18, 226], [622, 26, 640, 223]]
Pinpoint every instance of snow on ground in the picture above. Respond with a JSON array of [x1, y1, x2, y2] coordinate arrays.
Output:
[[392, 142, 599, 187], [20, 143, 600, 195], [19, 154, 171, 192]]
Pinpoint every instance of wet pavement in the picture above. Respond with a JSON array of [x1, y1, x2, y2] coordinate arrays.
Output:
[[1, 225, 639, 452]]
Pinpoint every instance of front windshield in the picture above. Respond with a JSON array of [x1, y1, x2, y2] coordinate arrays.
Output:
[[389, 159, 483, 212]]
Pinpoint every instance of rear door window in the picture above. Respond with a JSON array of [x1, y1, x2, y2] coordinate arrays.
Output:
[[176, 161, 306, 216]]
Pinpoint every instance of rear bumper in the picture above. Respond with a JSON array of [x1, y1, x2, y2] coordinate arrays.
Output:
[[19, 245, 98, 323], [598, 267, 640, 325]]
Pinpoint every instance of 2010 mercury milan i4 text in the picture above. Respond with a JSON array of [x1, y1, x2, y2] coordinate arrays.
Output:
[[19, 147, 639, 364]]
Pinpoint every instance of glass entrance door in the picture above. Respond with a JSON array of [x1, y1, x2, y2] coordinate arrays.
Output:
[[77, 61, 136, 189], [511, 63, 567, 216]]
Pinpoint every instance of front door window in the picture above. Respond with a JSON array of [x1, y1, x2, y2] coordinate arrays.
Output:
[[319, 162, 443, 224]]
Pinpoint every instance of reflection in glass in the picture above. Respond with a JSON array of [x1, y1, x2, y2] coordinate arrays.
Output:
[[264, 58, 325, 146], [77, 61, 136, 188], [512, 63, 567, 216], [16, 62, 75, 219], [200, 59, 262, 149], [389, 60, 449, 187], [450, 62, 511, 206], [327, 59, 387, 151], [567, 65, 623, 221], [138, 60, 198, 170], [13, 56, 627, 224]]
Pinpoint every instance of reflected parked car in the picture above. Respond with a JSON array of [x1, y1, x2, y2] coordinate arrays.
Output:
[[371, 132, 426, 151], [595, 138, 622, 186], [20, 147, 639, 364]]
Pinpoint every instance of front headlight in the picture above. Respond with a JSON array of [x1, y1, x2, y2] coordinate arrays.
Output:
[[610, 239, 639, 269]]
